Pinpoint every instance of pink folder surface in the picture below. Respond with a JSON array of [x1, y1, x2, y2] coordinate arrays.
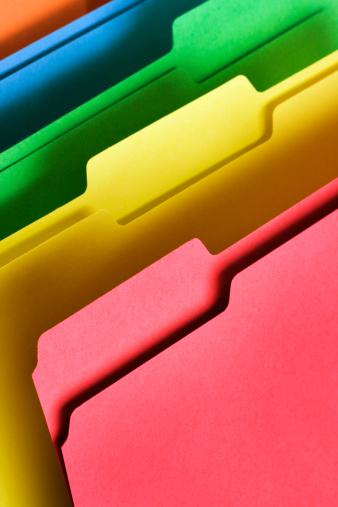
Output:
[[61, 205, 338, 506]]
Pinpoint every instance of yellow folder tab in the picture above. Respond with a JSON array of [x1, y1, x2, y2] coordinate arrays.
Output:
[[0, 53, 337, 505], [89, 76, 266, 224], [88, 52, 337, 224]]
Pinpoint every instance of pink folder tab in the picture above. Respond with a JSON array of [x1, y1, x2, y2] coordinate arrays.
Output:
[[33, 180, 338, 452], [62, 207, 338, 506]]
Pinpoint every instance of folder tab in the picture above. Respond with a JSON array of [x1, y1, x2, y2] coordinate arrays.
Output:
[[89, 76, 265, 224], [90, 56, 338, 224]]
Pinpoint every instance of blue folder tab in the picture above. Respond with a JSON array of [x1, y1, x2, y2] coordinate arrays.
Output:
[[0, 0, 206, 153]]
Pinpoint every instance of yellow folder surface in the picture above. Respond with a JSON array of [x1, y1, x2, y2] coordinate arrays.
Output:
[[0, 52, 337, 505]]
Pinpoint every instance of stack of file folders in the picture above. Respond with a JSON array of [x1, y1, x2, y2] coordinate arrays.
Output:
[[0, 0, 337, 505]]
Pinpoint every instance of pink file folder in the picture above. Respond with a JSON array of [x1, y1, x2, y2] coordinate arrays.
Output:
[[34, 179, 338, 505], [62, 206, 338, 506]]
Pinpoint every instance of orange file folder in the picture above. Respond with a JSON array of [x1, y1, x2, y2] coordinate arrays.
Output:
[[0, 0, 110, 60]]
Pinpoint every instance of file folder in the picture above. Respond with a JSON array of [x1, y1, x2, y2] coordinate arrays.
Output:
[[0, 0, 208, 153], [1, 0, 338, 239], [33, 179, 338, 452], [0, 59, 337, 502], [0, 0, 109, 61], [61, 207, 338, 506], [1, 54, 337, 265]]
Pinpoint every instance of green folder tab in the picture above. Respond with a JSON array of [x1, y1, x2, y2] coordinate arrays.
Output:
[[1, 0, 337, 241]]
